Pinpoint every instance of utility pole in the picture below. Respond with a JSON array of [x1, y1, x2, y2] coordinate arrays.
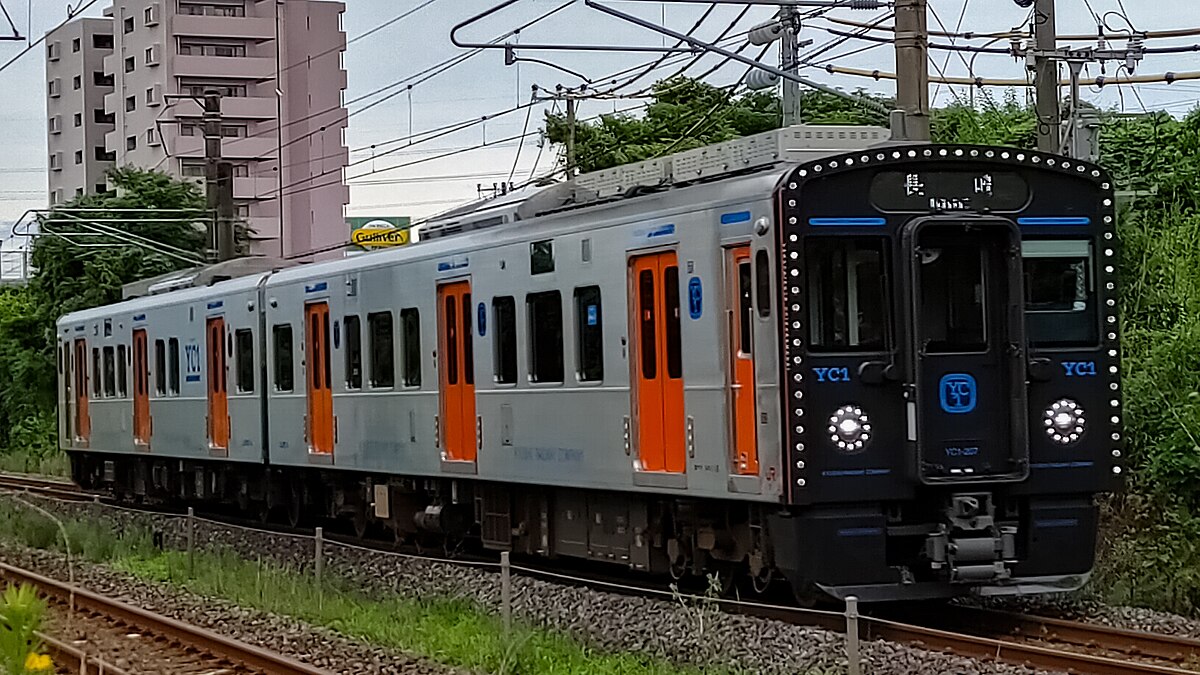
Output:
[[565, 95, 577, 179], [780, 7, 802, 127], [1033, 0, 1060, 153], [203, 91, 236, 262], [892, 0, 931, 142]]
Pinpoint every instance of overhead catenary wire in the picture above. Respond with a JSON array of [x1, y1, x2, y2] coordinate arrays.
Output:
[[0, 0, 104, 74]]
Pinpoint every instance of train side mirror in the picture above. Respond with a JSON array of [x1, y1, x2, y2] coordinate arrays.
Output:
[[858, 360, 897, 385]]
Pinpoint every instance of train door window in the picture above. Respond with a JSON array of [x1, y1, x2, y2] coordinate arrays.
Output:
[[574, 286, 603, 382], [117, 344, 128, 397], [235, 329, 254, 393], [272, 324, 294, 392], [493, 297, 517, 385], [917, 243, 987, 353], [738, 261, 753, 356], [755, 250, 771, 318], [531, 239, 554, 275], [806, 238, 889, 352], [462, 294, 475, 386], [344, 316, 362, 390], [92, 348, 101, 397], [664, 266, 683, 379], [368, 311, 395, 388], [168, 338, 181, 395], [527, 291, 563, 383], [400, 309, 421, 387], [102, 346, 116, 397], [154, 339, 166, 395], [638, 270, 657, 379], [444, 296, 458, 386], [1024, 240, 1098, 347]]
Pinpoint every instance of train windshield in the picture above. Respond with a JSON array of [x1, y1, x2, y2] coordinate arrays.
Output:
[[1023, 239, 1098, 348], [806, 238, 889, 352]]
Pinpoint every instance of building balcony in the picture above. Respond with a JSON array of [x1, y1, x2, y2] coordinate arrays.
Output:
[[171, 14, 275, 40], [173, 134, 277, 160], [171, 95, 277, 120], [174, 55, 276, 81], [234, 175, 276, 200]]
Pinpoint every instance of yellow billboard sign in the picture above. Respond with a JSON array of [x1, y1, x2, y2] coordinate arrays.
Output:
[[348, 217, 411, 249]]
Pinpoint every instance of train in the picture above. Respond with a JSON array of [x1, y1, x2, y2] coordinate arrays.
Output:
[[57, 125, 1124, 602]]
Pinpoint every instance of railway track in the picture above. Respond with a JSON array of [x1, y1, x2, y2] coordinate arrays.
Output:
[[0, 562, 333, 675], [3, 472, 1200, 675]]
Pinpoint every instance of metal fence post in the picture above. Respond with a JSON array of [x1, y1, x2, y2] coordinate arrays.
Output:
[[186, 507, 195, 575], [846, 595, 861, 675], [500, 551, 512, 634]]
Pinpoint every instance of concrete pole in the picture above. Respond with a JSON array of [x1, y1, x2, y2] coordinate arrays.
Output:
[[565, 95, 577, 179], [1034, 0, 1060, 153], [203, 91, 236, 261], [781, 7, 802, 127], [892, 0, 931, 141]]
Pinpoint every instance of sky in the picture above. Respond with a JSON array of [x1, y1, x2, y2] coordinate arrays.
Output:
[[2, 0, 1199, 237]]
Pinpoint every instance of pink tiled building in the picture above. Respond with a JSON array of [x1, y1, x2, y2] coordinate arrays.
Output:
[[46, 0, 350, 259]]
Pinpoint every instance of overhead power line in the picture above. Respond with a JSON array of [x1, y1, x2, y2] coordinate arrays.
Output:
[[820, 63, 1200, 87], [0, 0, 104, 74]]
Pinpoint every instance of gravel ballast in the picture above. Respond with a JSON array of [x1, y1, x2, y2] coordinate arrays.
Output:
[[0, 494, 1067, 675]]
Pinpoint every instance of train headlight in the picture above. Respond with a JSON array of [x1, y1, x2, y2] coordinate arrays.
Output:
[[1044, 399, 1085, 445], [828, 405, 872, 453]]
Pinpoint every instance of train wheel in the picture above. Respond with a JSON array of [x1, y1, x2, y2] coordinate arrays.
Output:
[[791, 580, 823, 608]]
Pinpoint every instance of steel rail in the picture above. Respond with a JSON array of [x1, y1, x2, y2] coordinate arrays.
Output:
[[0, 563, 333, 675]]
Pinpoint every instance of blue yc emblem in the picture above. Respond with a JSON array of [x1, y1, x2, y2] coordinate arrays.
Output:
[[939, 374, 977, 414]]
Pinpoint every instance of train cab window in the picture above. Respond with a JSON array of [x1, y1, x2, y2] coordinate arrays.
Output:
[[117, 344, 127, 397], [103, 347, 116, 397], [235, 329, 254, 393], [755, 250, 771, 318], [919, 244, 987, 353], [527, 291, 564, 383], [575, 286, 603, 382], [531, 239, 554, 275], [92, 348, 101, 397], [806, 238, 889, 352], [400, 308, 421, 387], [273, 324, 294, 392], [368, 311, 395, 388], [1024, 240, 1098, 347], [493, 297, 517, 385], [168, 338, 181, 395], [154, 339, 166, 395], [344, 316, 362, 390]]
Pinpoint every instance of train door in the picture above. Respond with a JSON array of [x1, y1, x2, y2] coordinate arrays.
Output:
[[133, 329, 151, 447], [207, 318, 229, 453], [437, 281, 476, 464], [727, 247, 759, 475], [630, 252, 686, 473], [305, 303, 334, 455], [72, 338, 90, 445]]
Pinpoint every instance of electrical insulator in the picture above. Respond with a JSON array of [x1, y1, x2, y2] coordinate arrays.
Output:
[[746, 69, 780, 91], [748, 20, 785, 46]]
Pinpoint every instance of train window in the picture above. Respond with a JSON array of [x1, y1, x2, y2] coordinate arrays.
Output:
[[235, 329, 254, 393], [368, 311, 395, 388], [755, 250, 771, 318], [168, 338, 180, 395], [806, 238, 889, 352], [273, 324, 294, 392], [639, 270, 657, 379], [103, 347, 116, 397], [664, 266, 683, 379], [1024, 240, 1098, 347], [344, 316, 362, 390], [918, 244, 987, 353], [117, 345, 128, 397], [92, 348, 101, 397], [493, 297, 517, 385], [531, 240, 554, 275], [527, 291, 564, 383], [462, 294, 475, 386], [154, 339, 166, 395], [445, 296, 459, 386], [574, 286, 603, 382], [400, 309, 421, 387]]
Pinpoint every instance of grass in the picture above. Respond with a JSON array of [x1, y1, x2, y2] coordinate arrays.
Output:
[[0, 501, 724, 675], [0, 450, 69, 478]]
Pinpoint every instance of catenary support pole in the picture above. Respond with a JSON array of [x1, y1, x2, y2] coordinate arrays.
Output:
[[1034, 0, 1060, 153], [893, 0, 931, 141]]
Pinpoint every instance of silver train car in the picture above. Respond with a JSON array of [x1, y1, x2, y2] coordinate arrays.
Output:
[[57, 126, 1124, 601]]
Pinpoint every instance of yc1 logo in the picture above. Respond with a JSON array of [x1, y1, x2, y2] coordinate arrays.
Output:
[[1063, 361, 1097, 377], [814, 367, 851, 383], [939, 373, 977, 414]]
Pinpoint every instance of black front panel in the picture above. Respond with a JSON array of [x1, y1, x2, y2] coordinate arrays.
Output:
[[778, 146, 1124, 505]]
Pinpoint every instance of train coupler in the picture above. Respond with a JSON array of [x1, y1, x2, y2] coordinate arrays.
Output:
[[926, 494, 1018, 583]]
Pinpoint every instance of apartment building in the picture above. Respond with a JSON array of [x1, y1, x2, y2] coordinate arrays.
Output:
[[47, 0, 349, 258], [45, 17, 116, 205]]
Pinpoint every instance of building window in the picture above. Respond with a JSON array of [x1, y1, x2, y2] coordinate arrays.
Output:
[[125, 96, 136, 112], [527, 291, 564, 383], [154, 339, 166, 395], [146, 128, 156, 144], [73, 113, 82, 127], [343, 315, 361, 389], [179, 42, 247, 57], [124, 56, 134, 73], [178, 1, 246, 17], [144, 7, 154, 23], [221, 124, 246, 138], [574, 286, 603, 382], [231, 164, 249, 177], [94, 109, 114, 125], [71, 38, 81, 53], [95, 146, 115, 162], [167, 338, 180, 395], [75, 187, 84, 197], [74, 150, 83, 165], [235, 329, 254, 393], [95, 183, 108, 194], [400, 308, 421, 387], [145, 47, 154, 63], [126, 136, 137, 151], [93, 34, 113, 49], [72, 75, 81, 90], [273, 324, 294, 392], [123, 17, 134, 34], [93, 72, 113, 87], [180, 81, 247, 98], [180, 159, 205, 177], [492, 297, 517, 385], [368, 311, 394, 388]]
